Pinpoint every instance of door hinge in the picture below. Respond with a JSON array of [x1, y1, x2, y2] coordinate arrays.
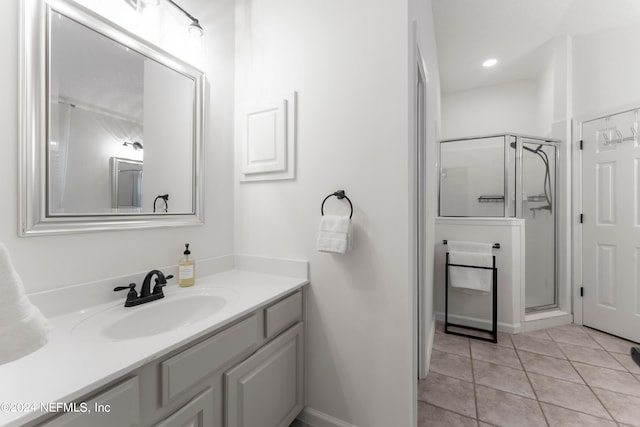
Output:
[[580, 213, 584, 224], [580, 287, 584, 297], [580, 140, 584, 150]]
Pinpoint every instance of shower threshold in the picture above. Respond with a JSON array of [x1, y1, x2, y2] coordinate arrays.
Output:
[[525, 303, 558, 314]]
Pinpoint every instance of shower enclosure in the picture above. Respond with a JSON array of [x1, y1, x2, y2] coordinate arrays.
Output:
[[439, 134, 559, 312]]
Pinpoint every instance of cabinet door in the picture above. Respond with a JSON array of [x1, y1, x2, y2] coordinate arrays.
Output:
[[225, 323, 304, 427], [155, 388, 214, 427]]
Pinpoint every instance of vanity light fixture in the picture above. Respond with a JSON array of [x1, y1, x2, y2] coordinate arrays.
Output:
[[144, 0, 204, 37], [128, 0, 203, 36], [123, 141, 144, 150], [165, 0, 204, 37], [482, 58, 498, 68]]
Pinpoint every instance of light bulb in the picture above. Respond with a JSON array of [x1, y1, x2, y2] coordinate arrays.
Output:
[[482, 58, 498, 68], [188, 21, 204, 37]]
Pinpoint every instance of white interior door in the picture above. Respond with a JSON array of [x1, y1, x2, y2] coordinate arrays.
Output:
[[582, 110, 640, 343]]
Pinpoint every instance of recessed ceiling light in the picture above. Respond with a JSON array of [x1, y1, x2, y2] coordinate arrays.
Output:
[[482, 58, 498, 68]]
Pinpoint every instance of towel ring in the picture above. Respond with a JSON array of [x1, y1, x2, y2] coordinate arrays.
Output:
[[321, 190, 353, 219]]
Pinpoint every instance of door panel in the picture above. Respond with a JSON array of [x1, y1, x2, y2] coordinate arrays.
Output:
[[595, 244, 616, 308], [596, 162, 616, 225]]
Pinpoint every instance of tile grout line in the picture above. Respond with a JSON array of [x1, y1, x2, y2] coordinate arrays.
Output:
[[568, 328, 640, 390], [417, 399, 478, 424], [551, 332, 619, 424], [428, 333, 482, 423], [539, 401, 622, 426], [467, 337, 481, 426], [513, 340, 551, 427], [428, 324, 640, 426], [419, 333, 479, 423], [528, 330, 635, 423]]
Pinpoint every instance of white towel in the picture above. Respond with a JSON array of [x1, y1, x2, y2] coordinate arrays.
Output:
[[447, 241, 494, 294], [0, 243, 51, 365], [317, 215, 353, 254], [448, 241, 493, 254]]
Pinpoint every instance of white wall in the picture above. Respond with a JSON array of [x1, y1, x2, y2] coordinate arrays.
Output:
[[234, 0, 440, 426], [441, 79, 540, 139], [142, 59, 193, 213], [61, 107, 143, 213], [537, 52, 554, 137], [1, 0, 235, 292], [573, 23, 640, 118]]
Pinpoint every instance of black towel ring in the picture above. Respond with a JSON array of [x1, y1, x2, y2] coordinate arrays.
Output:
[[321, 190, 353, 219]]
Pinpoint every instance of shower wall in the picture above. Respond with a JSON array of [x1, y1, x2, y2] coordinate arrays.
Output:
[[438, 134, 560, 318], [439, 136, 509, 217]]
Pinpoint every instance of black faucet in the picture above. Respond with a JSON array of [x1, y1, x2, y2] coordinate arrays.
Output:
[[114, 270, 174, 307]]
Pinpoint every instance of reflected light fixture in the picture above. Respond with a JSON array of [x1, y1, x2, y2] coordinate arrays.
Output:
[[482, 58, 498, 68], [123, 141, 144, 150]]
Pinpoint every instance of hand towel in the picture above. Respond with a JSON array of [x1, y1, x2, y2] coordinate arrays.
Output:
[[316, 215, 353, 254], [0, 243, 51, 365], [447, 241, 494, 294]]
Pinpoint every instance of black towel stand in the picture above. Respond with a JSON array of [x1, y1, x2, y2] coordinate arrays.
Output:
[[444, 240, 499, 343], [321, 190, 353, 219]]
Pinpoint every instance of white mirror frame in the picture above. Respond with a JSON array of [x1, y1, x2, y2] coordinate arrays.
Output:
[[19, 0, 205, 236]]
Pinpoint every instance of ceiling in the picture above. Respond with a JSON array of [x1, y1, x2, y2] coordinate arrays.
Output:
[[432, 0, 640, 93], [51, 12, 145, 122]]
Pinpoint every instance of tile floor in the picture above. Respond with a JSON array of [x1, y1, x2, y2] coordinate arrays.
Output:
[[418, 322, 640, 426]]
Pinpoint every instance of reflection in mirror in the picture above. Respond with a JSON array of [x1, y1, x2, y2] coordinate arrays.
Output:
[[48, 10, 193, 215], [111, 157, 143, 211], [20, 0, 204, 235]]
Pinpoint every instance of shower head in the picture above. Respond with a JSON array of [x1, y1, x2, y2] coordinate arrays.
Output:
[[509, 141, 543, 153]]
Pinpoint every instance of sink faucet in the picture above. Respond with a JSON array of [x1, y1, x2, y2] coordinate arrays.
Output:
[[114, 270, 174, 307], [141, 269, 172, 298]]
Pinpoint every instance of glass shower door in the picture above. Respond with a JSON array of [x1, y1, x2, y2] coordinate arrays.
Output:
[[521, 140, 556, 310]]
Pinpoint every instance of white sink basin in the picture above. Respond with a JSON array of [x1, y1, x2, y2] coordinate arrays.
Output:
[[72, 288, 236, 340]]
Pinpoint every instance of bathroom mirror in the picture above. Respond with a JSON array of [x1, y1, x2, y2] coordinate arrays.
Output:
[[20, 0, 205, 235]]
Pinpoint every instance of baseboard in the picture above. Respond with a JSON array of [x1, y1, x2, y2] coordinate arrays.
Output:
[[297, 407, 357, 427], [422, 316, 436, 378], [435, 312, 521, 334]]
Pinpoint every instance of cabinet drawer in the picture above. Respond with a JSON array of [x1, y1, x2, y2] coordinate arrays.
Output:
[[264, 291, 302, 339], [161, 314, 259, 405], [40, 377, 140, 427]]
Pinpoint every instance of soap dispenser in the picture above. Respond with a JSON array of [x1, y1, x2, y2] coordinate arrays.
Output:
[[178, 243, 195, 287]]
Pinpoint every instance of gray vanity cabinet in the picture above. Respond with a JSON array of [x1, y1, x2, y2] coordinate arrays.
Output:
[[225, 322, 304, 427], [33, 288, 305, 427]]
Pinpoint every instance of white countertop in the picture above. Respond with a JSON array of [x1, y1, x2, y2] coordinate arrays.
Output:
[[0, 269, 308, 427]]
